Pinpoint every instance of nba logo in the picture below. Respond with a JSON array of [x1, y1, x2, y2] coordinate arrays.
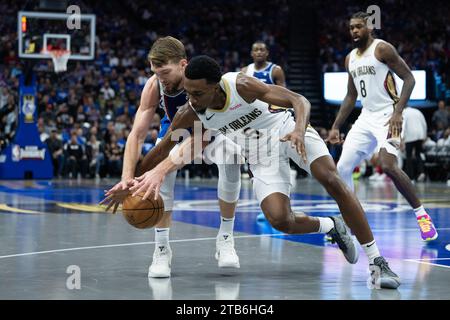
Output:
[[12, 145, 20, 162]]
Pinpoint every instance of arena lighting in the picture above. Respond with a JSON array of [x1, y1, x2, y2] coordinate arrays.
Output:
[[324, 70, 426, 102]]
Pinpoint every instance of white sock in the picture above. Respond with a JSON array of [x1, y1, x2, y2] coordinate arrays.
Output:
[[317, 217, 334, 233], [413, 205, 427, 218], [218, 217, 235, 237], [155, 228, 170, 247], [362, 240, 381, 264]]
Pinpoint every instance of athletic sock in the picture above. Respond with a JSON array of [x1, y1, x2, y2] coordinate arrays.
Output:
[[317, 217, 334, 233], [362, 240, 381, 264], [155, 228, 170, 248], [413, 205, 427, 218], [218, 217, 235, 237]]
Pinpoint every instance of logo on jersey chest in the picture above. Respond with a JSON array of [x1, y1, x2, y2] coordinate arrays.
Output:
[[218, 108, 263, 134], [229, 103, 242, 111], [350, 65, 376, 79]]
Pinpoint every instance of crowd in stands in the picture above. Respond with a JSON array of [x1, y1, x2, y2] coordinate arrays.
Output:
[[0, 0, 448, 181], [0, 0, 288, 178]]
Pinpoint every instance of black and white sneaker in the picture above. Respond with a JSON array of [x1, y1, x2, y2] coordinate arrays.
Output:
[[369, 256, 401, 289], [327, 215, 359, 264]]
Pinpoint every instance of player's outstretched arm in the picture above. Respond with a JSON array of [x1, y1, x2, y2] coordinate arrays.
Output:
[[237, 73, 310, 161], [327, 54, 357, 145], [135, 102, 199, 175], [131, 133, 208, 201], [101, 75, 159, 213]]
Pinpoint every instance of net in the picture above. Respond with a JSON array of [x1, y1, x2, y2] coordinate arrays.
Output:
[[47, 49, 71, 73]]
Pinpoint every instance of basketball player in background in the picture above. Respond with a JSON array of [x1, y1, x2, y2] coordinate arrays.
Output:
[[242, 41, 286, 86], [327, 12, 438, 241], [101, 37, 241, 278], [132, 56, 401, 289]]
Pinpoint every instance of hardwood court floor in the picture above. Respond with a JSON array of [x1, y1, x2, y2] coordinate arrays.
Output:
[[0, 177, 449, 299]]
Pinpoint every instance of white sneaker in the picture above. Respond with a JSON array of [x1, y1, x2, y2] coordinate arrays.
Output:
[[215, 234, 240, 268], [148, 245, 172, 278]]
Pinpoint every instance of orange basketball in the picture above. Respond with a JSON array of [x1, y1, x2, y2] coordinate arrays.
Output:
[[122, 193, 164, 229]]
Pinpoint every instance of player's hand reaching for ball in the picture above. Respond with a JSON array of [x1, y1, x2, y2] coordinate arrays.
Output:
[[100, 178, 135, 214], [280, 130, 307, 163], [130, 169, 165, 201], [326, 128, 344, 145]]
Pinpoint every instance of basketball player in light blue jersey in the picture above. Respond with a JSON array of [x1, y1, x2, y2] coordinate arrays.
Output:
[[242, 41, 286, 86]]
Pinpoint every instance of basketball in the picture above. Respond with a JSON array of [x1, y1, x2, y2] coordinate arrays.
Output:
[[122, 193, 165, 229]]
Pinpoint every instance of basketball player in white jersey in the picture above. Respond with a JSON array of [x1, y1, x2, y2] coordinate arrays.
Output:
[[241, 41, 286, 86], [131, 55, 401, 289], [242, 41, 288, 221], [327, 12, 438, 242], [100, 37, 241, 278]]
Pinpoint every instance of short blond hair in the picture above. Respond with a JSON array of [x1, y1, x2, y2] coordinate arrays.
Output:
[[148, 36, 186, 67]]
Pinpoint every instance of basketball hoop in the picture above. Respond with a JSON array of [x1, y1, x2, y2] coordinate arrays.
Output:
[[46, 49, 71, 73]]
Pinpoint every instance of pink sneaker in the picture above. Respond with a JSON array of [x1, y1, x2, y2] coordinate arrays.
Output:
[[417, 214, 438, 241]]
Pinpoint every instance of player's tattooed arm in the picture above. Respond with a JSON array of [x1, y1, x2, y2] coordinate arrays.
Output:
[[376, 41, 415, 114], [135, 102, 199, 175], [376, 42, 415, 138]]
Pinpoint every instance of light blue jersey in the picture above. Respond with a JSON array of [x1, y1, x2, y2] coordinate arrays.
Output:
[[245, 62, 276, 84]]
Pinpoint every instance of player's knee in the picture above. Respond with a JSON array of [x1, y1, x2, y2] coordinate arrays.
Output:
[[269, 218, 291, 233], [380, 162, 397, 177], [218, 180, 241, 203], [266, 213, 293, 233], [217, 163, 241, 202]]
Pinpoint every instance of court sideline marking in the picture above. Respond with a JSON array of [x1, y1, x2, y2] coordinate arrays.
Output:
[[1, 232, 450, 271], [0, 233, 289, 259]]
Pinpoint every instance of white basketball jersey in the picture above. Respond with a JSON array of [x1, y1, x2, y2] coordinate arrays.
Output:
[[348, 39, 400, 113], [193, 72, 289, 157]]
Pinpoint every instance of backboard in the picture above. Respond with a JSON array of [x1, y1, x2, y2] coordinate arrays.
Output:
[[18, 10, 96, 61]]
